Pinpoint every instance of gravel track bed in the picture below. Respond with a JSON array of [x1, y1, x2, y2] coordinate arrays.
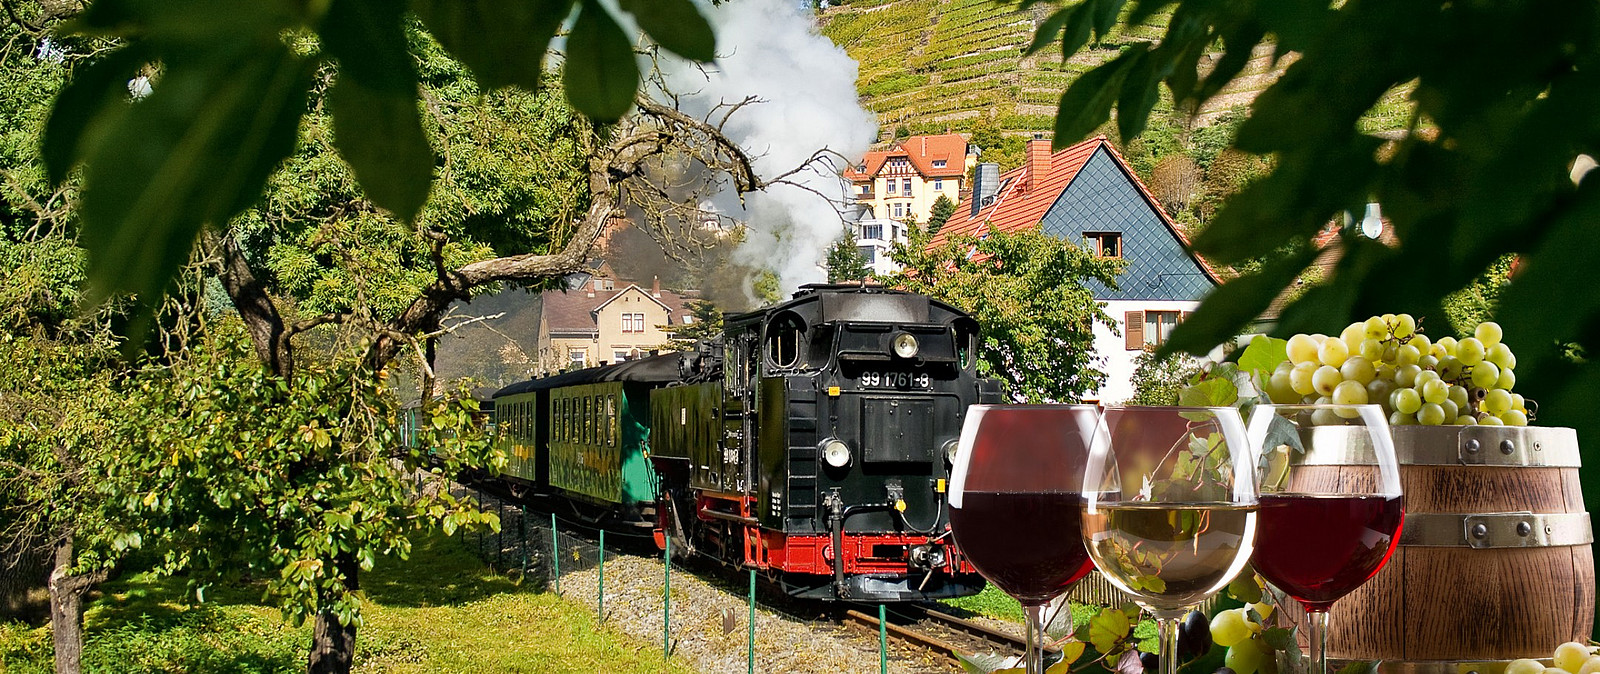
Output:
[[557, 553, 966, 673]]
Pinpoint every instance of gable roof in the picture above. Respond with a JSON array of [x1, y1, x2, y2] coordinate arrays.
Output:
[[844, 133, 968, 181], [933, 136, 1222, 285], [541, 282, 691, 333]]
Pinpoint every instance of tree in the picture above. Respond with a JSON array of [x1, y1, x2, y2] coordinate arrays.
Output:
[[1032, 0, 1600, 441], [825, 225, 871, 282], [882, 223, 1123, 402], [1124, 347, 1202, 406], [662, 299, 724, 348], [926, 194, 956, 235]]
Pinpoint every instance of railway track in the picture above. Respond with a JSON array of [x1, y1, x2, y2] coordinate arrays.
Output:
[[844, 602, 1053, 667]]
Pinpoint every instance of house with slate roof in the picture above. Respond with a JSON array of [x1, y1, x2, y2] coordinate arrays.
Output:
[[843, 133, 977, 274], [533, 276, 693, 375], [936, 135, 1222, 403]]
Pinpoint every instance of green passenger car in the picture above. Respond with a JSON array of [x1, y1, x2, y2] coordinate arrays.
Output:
[[495, 393, 539, 483], [546, 381, 657, 506]]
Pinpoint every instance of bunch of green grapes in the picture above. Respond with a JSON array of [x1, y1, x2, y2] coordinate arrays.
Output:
[[1259, 315, 1533, 426], [1506, 642, 1600, 674]]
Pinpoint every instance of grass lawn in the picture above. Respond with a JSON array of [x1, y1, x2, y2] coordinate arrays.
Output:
[[0, 532, 691, 674]]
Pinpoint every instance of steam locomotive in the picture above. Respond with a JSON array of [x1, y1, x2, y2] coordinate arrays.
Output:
[[487, 284, 1001, 601]]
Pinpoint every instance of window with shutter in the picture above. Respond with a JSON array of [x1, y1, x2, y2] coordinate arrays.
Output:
[[1125, 311, 1144, 350]]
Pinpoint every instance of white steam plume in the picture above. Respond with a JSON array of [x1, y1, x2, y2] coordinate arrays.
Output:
[[660, 0, 877, 303]]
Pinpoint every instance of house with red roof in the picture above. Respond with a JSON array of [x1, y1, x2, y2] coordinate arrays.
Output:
[[938, 135, 1222, 403], [843, 133, 976, 274], [533, 276, 693, 375]]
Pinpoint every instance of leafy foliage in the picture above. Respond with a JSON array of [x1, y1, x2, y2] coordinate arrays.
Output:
[[1029, 0, 1600, 453], [883, 223, 1122, 402], [926, 193, 956, 235], [825, 225, 872, 282], [1124, 347, 1202, 405], [101, 328, 501, 629]]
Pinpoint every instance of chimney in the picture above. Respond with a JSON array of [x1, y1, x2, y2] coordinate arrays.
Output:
[[1028, 134, 1051, 187], [652, 276, 661, 298], [971, 162, 1001, 217]]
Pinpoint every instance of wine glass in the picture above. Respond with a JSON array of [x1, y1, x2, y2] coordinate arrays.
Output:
[[1246, 403, 1403, 674], [949, 404, 1102, 674], [1082, 406, 1258, 674]]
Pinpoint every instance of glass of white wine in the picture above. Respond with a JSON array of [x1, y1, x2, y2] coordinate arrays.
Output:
[[1082, 406, 1258, 674]]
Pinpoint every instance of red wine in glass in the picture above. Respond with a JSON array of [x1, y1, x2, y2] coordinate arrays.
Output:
[[1252, 493, 1404, 611], [948, 491, 1094, 604]]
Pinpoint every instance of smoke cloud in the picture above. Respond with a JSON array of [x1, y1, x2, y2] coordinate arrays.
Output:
[[659, 0, 877, 303]]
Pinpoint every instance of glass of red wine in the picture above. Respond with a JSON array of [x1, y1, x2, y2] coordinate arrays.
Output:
[[1082, 406, 1258, 674], [948, 404, 1102, 674], [1245, 403, 1403, 674]]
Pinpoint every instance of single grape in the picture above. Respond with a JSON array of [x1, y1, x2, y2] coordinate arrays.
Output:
[[1341, 322, 1368, 347], [1475, 321, 1503, 348], [1455, 415, 1478, 425], [1381, 343, 1399, 362], [1449, 385, 1471, 408], [1510, 392, 1527, 411], [1312, 365, 1343, 396], [1395, 313, 1417, 339], [1419, 354, 1440, 371], [1408, 334, 1432, 354], [1487, 342, 1518, 369], [1421, 378, 1449, 404], [1395, 344, 1421, 366], [1507, 659, 1547, 674], [1485, 389, 1513, 414], [1546, 668, 1573, 674], [1457, 337, 1486, 366], [1364, 316, 1388, 340], [1375, 363, 1396, 381], [1437, 356, 1463, 381], [1367, 379, 1396, 412], [1341, 356, 1377, 385], [1210, 608, 1253, 648], [1418, 402, 1447, 425], [1178, 610, 1211, 661], [1502, 409, 1529, 426], [1436, 336, 1459, 357], [1479, 414, 1506, 426], [1332, 380, 1369, 406], [1496, 367, 1516, 391], [1224, 637, 1264, 674], [1359, 338, 1385, 361], [1470, 361, 1501, 389], [1576, 655, 1600, 674], [1440, 398, 1459, 421], [1390, 410, 1417, 426], [1394, 388, 1423, 414], [1290, 362, 1319, 396], [1141, 650, 1161, 673], [1555, 643, 1594, 673], [1287, 334, 1321, 365], [1395, 364, 1422, 388], [1417, 371, 1443, 391], [1311, 407, 1343, 426], [1319, 338, 1350, 368]]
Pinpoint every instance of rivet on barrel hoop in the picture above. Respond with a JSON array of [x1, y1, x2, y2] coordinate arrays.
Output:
[[1471, 523, 1489, 539], [1517, 521, 1532, 537], [1499, 439, 1515, 455], [1464, 438, 1481, 454]]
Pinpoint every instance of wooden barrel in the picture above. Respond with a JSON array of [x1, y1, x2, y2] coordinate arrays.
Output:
[[1283, 425, 1593, 661]]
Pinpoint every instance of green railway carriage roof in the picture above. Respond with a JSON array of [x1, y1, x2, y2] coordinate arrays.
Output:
[[492, 352, 685, 399]]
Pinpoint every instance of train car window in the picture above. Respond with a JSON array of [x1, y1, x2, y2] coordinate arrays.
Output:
[[765, 314, 805, 370], [584, 396, 593, 445], [954, 321, 979, 371], [558, 398, 567, 442], [607, 395, 617, 447]]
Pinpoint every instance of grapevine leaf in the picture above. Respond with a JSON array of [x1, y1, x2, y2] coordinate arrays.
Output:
[[1052, 642, 1086, 670], [78, 45, 312, 306], [563, 0, 640, 122], [619, 0, 715, 62], [1260, 627, 1295, 651], [1226, 569, 1262, 603], [1238, 335, 1288, 380], [956, 652, 1018, 674], [1114, 649, 1143, 674], [41, 45, 148, 186], [1087, 606, 1131, 653], [412, 0, 572, 90], [1178, 375, 1235, 408]]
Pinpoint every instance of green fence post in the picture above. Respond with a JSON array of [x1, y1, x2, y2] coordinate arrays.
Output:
[[519, 503, 527, 579], [878, 603, 888, 674], [664, 535, 671, 659], [748, 569, 756, 674], [496, 496, 504, 569], [551, 513, 559, 595], [598, 529, 606, 622]]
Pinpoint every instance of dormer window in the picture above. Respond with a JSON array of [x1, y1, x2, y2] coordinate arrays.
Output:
[[932, 160, 946, 168]]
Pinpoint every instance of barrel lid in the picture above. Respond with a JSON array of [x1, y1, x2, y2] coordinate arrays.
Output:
[[1290, 425, 1579, 467]]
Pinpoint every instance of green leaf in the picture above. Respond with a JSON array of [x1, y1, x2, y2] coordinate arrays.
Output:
[[1158, 244, 1319, 358], [1334, 660, 1377, 674], [1027, 7, 1074, 56], [42, 46, 148, 186], [1178, 375, 1235, 408], [320, 0, 413, 93], [1056, 2, 1096, 62], [956, 651, 1017, 674], [1086, 605, 1131, 654], [413, 0, 573, 90], [620, 0, 715, 62], [327, 77, 433, 222], [564, 0, 640, 121], [1237, 335, 1288, 379], [1226, 570, 1261, 603], [1053, 45, 1143, 147], [1116, 46, 1171, 141], [1090, 0, 1127, 38], [77, 45, 312, 305]]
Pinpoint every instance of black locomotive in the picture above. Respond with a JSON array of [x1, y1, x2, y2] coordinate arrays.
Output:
[[487, 284, 1001, 601]]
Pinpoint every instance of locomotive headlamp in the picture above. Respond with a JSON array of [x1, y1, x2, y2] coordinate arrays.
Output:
[[892, 332, 919, 359], [941, 438, 959, 464], [821, 438, 852, 468]]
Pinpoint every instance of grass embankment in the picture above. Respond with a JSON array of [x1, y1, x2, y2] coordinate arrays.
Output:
[[0, 533, 690, 674], [942, 586, 1159, 652]]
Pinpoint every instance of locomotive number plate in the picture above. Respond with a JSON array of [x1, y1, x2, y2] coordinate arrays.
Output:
[[858, 371, 932, 390]]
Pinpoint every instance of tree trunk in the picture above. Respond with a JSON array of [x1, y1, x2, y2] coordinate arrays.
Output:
[[47, 532, 103, 674], [306, 554, 360, 674]]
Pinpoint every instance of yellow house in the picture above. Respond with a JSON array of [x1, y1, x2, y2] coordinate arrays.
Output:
[[843, 133, 973, 223], [534, 277, 692, 374]]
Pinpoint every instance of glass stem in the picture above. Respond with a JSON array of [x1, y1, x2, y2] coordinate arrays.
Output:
[[1023, 602, 1048, 674], [1156, 613, 1182, 674], [1307, 609, 1330, 674]]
